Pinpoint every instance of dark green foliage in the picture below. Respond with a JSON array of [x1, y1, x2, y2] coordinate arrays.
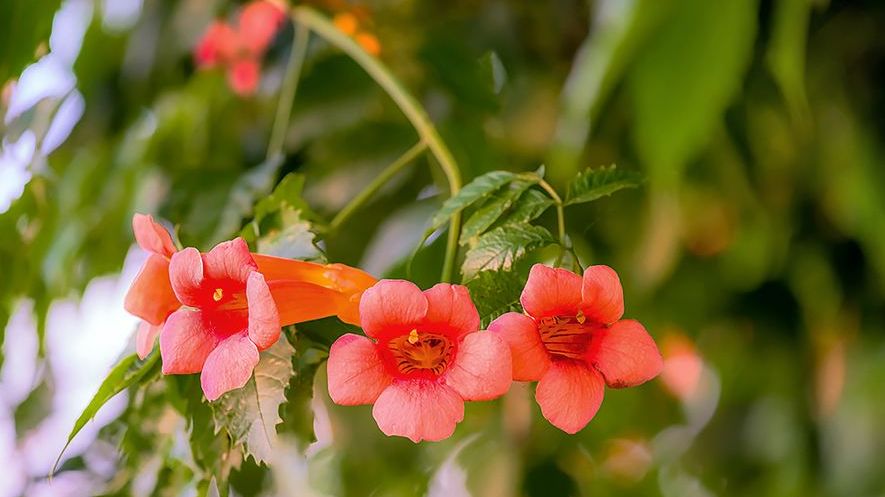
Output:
[[564, 165, 643, 206]]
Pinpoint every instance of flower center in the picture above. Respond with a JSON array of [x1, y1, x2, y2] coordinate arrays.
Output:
[[538, 311, 592, 360], [212, 288, 224, 302], [388, 330, 453, 376]]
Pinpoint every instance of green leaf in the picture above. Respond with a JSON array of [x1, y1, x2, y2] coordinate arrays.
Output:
[[464, 270, 525, 327], [212, 336, 296, 464], [461, 225, 556, 278], [459, 178, 537, 245], [53, 351, 160, 475], [629, 0, 758, 185], [255, 208, 325, 262], [564, 165, 643, 206], [210, 156, 285, 244], [493, 189, 554, 227], [251, 173, 318, 225], [279, 330, 328, 450], [429, 171, 517, 232]]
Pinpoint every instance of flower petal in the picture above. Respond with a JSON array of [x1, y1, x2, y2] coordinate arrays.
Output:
[[336, 291, 364, 326], [520, 264, 583, 319], [359, 280, 428, 339], [589, 320, 662, 388], [135, 321, 162, 360], [445, 331, 512, 401], [535, 360, 605, 434], [160, 309, 219, 374], [168, 247, 205, 307], [372, 380, 464, 442], [422, 283, 480, 338], [124, 254, 180, 325], [202, 238, 257, 285], [201, 333, 260, 401], [581, 265, 624, 325], [132, 213, 176, 257], [327, 334, 391, 405], [488, 312, 550, 381], [245, 272, 280, 350], [267, 280, 347, 326]]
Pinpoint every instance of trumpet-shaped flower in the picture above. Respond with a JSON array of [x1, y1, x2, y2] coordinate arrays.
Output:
[[327, 280, 512, 442], [489, 264, 662, 434]]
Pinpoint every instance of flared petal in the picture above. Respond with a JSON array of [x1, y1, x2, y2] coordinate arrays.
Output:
[[132, 213, 176, 258], [168, 247, 205, 307], [160, 309, 219, 374], [535, 360, 605, 434], [267, 280, 346, 326], [336, 291, 364, 326], [589, 319, 662, 388], [202, 238, 257, 284], [488, 312, 550, 381], [580, 265, 624, 325], [372, 380, 464, 442], [359, 280, 428, 339], [445, 331, 512, 401], [201, 333, 260, 401], [125, 254, 180, 325], [327, 334, 391, 405], [246, 272, 280, 350], [135, 321, 162, 360], [325, 263, 378, 295], [520, 264, 583, 319], [254, 254, 338, 285], [422, 283, 480, 338]]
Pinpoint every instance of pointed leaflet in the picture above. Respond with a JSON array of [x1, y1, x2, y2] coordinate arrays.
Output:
[[459, 178, 537, 245], [428, 171, 516, 232], [255, 207, 325, 262], [464, 270, 524, 327], [461, 225, 556, 278], [54, 351, 161, 475], [564, 165, 643, 206], [212, 336, 295, 464], [278, 330, 328, 450], [492, 188, 554, 227]]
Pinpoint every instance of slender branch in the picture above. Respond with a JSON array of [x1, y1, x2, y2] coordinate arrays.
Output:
[[266, 22, 310, 162], [292, 6, 463, 283], [330, 141, 428, 231], [537, 178, 567, 245]]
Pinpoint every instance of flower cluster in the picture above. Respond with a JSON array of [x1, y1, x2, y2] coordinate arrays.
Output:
[[125, 214, 376, 400], [194, 0, 288, 96], [125, 214, 661, 439]]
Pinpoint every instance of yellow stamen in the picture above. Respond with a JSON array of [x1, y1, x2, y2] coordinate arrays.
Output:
[[407, 329, 419, 344], [213, 288, 224, 302], [576, 310, 586, 324]]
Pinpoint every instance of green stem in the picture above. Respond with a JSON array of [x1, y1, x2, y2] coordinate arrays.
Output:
[[266, 22, 310, 162], [537, 178, 573, 267], [329, 141, 428, 231], [292, 6, 463, 283]]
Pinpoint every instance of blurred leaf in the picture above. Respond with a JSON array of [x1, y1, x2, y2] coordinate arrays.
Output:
[[493, 189, 554, 227], [564, 165, 643, 206], [212, 336, 295, 464], [53, 350, 160, 474], [210, 156, 285, 245], [465, 270, 524, 327], [0, 0, 61, 84], [13, 381, 52, 435], [429, 171, 517, 232], [279, 330, 328, 450], [629, 0, 758, 185], [460, 178, 537, 245], [462, 225, 555, 278], [478, 51, 507, 95], [767, 0, 812, 122]]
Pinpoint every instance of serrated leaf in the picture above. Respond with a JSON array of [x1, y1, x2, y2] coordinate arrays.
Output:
[[212, 336, 295, 464], [461, 225, 556, 278], [564, 165, 643, 206], [255, 207, 325, 262], [279, 330, 328, 450], [429, 171, 517, 232], [465, 270, 524, 327], [252, 174, 318, 225], [493, 189, 554, 227], [459, 178, 536, 245], [53, 351, 160, 475]]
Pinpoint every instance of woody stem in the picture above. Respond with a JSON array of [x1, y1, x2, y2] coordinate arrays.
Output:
[[292, 6, 464, 283], [266, 21, 310, 163], [330, 141, 428, 231]]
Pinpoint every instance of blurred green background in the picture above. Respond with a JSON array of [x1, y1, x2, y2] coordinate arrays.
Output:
[[1, 0, 884, 496]]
